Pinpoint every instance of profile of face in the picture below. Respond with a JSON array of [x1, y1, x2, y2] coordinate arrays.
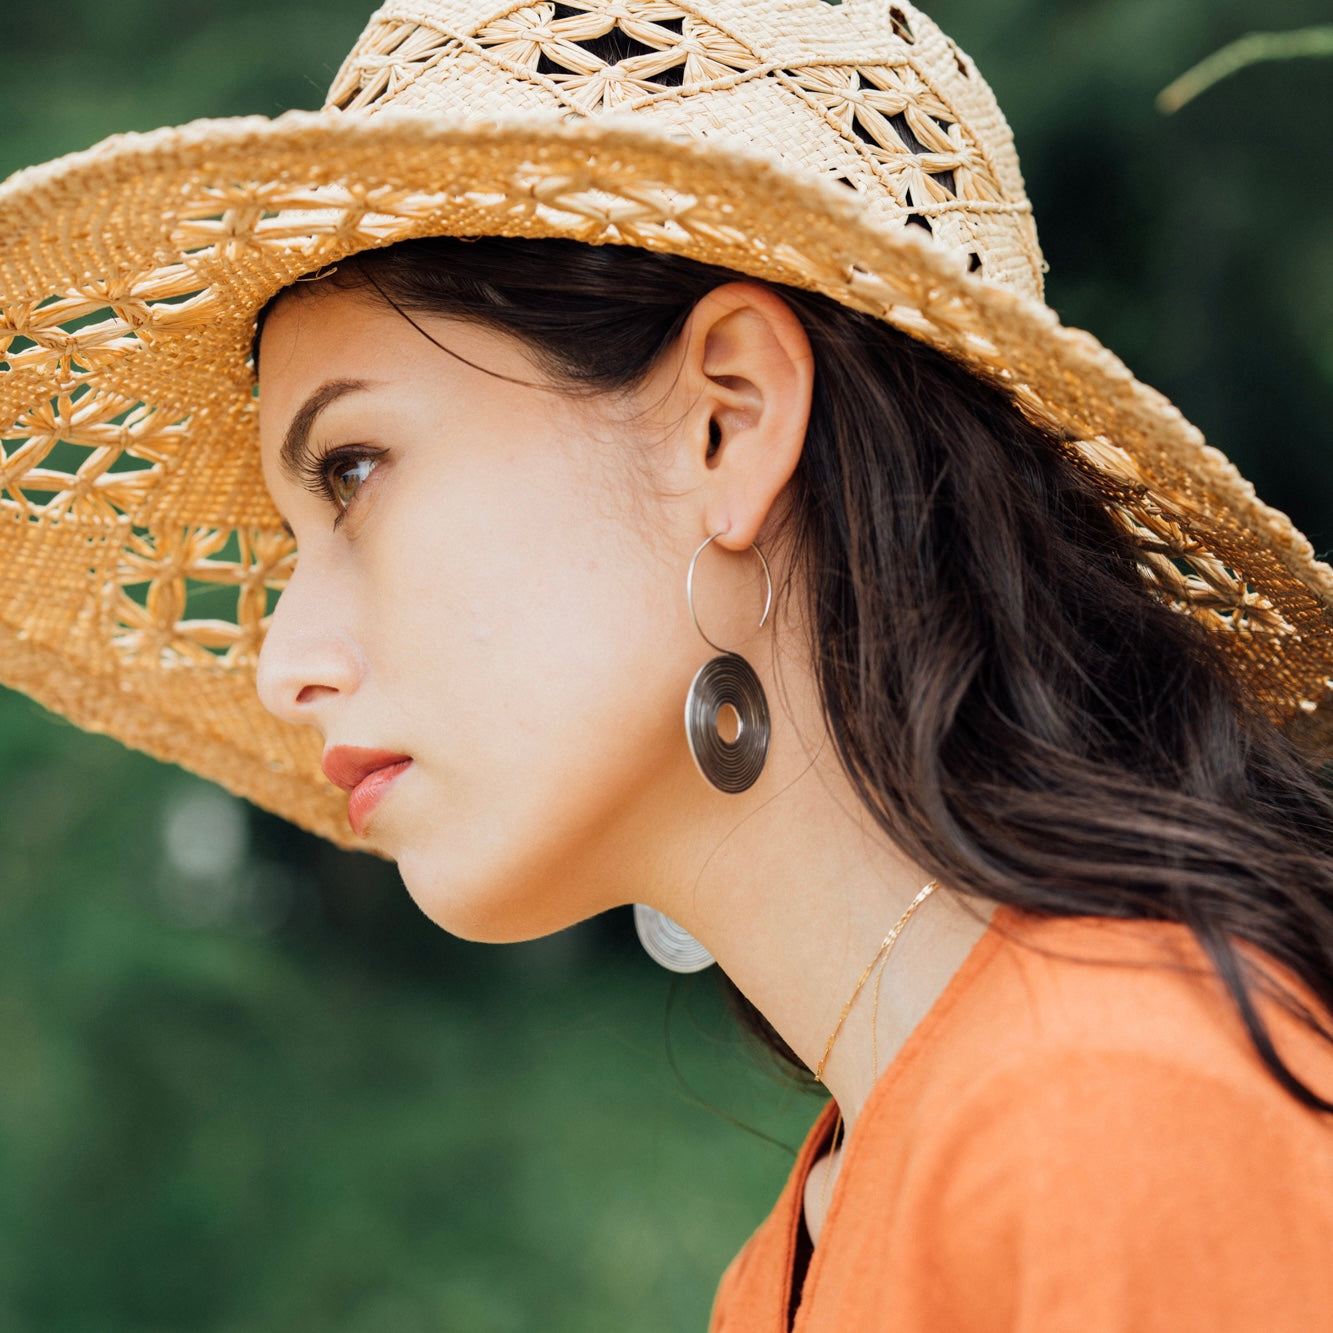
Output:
[[255, 278, 813, 944]]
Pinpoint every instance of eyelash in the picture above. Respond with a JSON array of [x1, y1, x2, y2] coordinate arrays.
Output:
[[298, 444, 385, 527]]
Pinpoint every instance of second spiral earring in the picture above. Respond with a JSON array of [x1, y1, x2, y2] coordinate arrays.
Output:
[[684, 533, 772, 794]]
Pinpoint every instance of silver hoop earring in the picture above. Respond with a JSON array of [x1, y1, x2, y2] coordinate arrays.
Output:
[[633, 903, 714, 973], [684, 533, 772, 795]]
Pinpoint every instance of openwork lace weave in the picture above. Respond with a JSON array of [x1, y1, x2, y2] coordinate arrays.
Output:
[[2, 0, 1330, 847]]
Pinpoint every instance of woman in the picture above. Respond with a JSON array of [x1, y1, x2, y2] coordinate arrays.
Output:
[[3, 0, 1333, 1327]]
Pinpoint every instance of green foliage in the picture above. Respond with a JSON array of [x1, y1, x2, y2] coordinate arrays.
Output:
[[2, 0, 1331, 1327]]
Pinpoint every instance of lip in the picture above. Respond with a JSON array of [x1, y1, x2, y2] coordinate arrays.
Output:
[[322, 746, 413, 838]]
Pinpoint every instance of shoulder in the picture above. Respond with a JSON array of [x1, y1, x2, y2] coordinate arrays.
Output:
[[824, 910, 1333, 1327], [898, 906, 1333, 1107], [879, 907, 1333, 1177]]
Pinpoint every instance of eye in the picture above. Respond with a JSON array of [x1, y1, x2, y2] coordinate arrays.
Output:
[[297, 444, 385, 525], [326, 453, 379, 511], [295, 442, 386, 525]]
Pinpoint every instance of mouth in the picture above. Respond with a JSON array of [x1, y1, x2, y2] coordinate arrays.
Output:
[[321, 746, 414, 838]]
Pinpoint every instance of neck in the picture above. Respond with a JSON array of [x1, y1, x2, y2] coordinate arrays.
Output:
[[656, 719, 995, 1131]]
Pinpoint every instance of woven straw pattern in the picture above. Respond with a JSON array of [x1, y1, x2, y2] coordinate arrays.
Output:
[[1, 0, 1331, 850], [327, 0, 1041, 293]]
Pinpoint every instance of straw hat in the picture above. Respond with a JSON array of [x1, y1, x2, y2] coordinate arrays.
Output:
[[2, 0, 1331, 850]]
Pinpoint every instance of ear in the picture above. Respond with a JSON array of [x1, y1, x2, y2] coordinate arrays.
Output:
[[670, 282, 814, 552]]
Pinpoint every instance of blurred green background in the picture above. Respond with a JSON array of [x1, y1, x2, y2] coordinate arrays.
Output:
[[2, 1, 1330, 1329]]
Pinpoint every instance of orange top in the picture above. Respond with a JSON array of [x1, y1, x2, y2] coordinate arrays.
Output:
[[710, 907, 1333, 1332]]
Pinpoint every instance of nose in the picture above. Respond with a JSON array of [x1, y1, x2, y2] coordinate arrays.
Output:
[[255, 563, 364, 728]]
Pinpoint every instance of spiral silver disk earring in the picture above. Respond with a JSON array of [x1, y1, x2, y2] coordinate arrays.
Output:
[[633, 903, 715, 973], [683, 533, 773, 794]]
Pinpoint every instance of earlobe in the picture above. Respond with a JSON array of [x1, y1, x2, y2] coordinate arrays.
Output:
[[677, 283, 815, 551]]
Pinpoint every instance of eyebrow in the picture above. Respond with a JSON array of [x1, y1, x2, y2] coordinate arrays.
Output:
[[279, 377, 378, 481]]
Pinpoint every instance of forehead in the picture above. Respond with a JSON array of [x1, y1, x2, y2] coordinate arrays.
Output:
[[256, 282, 570, 416], [258, 286, 481, 455], [257, 286, 403, 408]]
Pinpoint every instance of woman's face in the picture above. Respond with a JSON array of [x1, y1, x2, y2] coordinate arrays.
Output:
[[255, 284, 711, 942]]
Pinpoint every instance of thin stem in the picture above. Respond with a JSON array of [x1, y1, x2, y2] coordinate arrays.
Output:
[[1158, 26, 1333, 114]]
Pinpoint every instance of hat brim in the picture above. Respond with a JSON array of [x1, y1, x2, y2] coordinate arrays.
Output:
[[3, 107, 1331, 850]]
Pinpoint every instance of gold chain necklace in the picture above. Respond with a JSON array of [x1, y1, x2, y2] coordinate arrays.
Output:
[[813, 879, 939, 1084]]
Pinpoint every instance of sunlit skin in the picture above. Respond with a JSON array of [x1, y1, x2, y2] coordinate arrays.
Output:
[[256, 280, 994, 1241]]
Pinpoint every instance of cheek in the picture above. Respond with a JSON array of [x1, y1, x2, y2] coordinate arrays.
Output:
[[364, 451, 695, 939], [370, 438, 688, 787]]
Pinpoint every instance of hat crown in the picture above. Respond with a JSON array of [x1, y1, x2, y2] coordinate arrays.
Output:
[[326, 0, 1045, 297]]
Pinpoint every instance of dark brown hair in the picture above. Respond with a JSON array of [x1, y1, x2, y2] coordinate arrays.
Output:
[[265, 235, 1333, 1110]]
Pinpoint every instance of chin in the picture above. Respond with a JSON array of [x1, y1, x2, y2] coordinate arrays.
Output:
[[393, 841, 592, 945]]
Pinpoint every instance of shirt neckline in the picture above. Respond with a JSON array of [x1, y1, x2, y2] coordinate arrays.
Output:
[[780, 902, 1020, 1330]]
